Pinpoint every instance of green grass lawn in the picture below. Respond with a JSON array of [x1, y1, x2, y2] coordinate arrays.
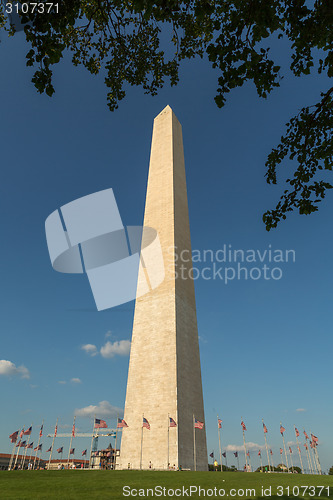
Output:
[[0, 471, 332, 500]]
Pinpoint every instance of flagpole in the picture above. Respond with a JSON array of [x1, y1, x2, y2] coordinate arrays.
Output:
[[241, 418, 248, 472], [140, 415, 144, 470], [311, 435, 322, 475], [312, 446, 320, 474], [282, 433, 289, 472], [167, 414, 170, 470], [114, 414, 119, 470], [296, 444, 304, 474], [314, 445, 322, 475], [89, 416, 96, 469], [13, 427, 24, 469], [8, 439, 17, 470], [14, 441, 21, 469], [48, 418, 58, 469], [247, 451, 252, 472], [310, 431, 321, 475], [259, 451, 263, 472], [307, 434, 317, 475], [262, 420, 271, 472], [21, 436, 30, 469], [22, 423, 34, 469], [309, 440, 318, 474], [236, 453, 240, 471], [310, 444, 318, 474], [270, 450, 274, 470], [193, 414, 197, 472], [217, 416, 222, 472], [294, 427, 304, 474], [33, 420, 43, 470], [289, 447, 294, 473], [304, 443, 312, 474], [67, 415, 76, 467], [280, 423, 289, 472], [34, 445, 41, 470], [29, 443, 34, 467]]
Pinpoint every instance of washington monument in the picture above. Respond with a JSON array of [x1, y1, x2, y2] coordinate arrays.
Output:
[[119, 105, 207, 470]]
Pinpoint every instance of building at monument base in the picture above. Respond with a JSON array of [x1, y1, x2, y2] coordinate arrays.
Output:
[[119, 106, 207, 471]]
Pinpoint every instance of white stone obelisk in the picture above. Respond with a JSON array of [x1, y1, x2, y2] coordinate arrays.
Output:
[[119, 105, 207, 470]]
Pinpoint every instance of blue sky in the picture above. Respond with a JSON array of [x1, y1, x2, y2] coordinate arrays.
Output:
[[0, 24, 332, 473]]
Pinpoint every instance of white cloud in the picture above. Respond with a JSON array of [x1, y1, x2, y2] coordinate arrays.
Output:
[[198, 335, 208, 344], [296, 408, 306, 412], [71, 378, 82, 384], [81, 344, 98, 356], [225, 442, 263, 452], [100, 340, 131, 358], [0, 360, 30, 379], [75, 400, 123, 418], [58, 380, 67, 384]]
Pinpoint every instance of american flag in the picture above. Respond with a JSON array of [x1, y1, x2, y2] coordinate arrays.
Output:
[[72, 423, 75, 437], [295, 427, 300, 437], [304, 443, 308, 450], [47, 447, 52, 452], [279, 448, 283, 455], [95, 418, 107, 429], [289, 447, 292, 454], [20, 441, 27, 447], [34, 444, 42, 451], [24, 426, 32, 436], [246, 451, 250, 457], [143, 417, 150, 430], [16, 441, 21, 448], [234, 452, 238, 457], [304, 430, 309, 440], [194, 418, 204, 429], [280, 425, 285, 435], [270, 449, 273, 455], [310, 441, 314, 449], [54, 424, 58, 437], [222, 452, 226, 458], [218, 419, 222, 429], [39, 424, 43, 437], [70, 448, 75, 455], [117, 418, 128, 428], [57, 447, 63, 453], [9, 431, 18, 443], [19, 429, 24, 439], [263, 422, 268, 433], [241, 421, 247, 431], [311, 434, 318, 444], [82, 449, 87, 456], [26, 442, 33, 449], [258, 450, 261, 457], [209, 452, 214, 458], [169, 417, 177, 428]]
